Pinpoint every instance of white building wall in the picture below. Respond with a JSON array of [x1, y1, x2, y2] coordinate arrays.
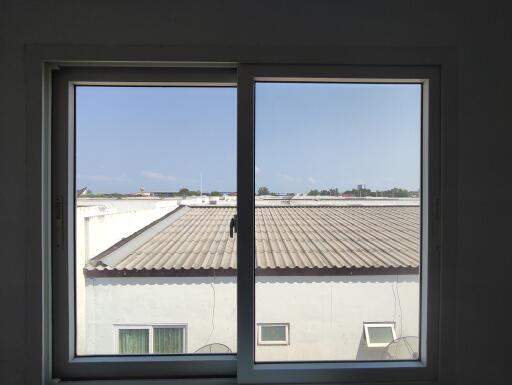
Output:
[[82, 275, 419, 361], [76, 199, 179, 261], [75, 199, 179, 353]]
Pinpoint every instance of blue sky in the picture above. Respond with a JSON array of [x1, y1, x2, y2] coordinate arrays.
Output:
[[76, 86, 237, 193], [256, 83, 421, 192], [76, 83, 420, 194]]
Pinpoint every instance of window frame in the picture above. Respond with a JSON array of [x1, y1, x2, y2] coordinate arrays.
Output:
[[48, 62, 443, 384], [236, 64, 441, 384], [114, 324, 188, 354], [363, 323, 398, 348], [51, 66, 238, 381], [257, 323, 290, 346]]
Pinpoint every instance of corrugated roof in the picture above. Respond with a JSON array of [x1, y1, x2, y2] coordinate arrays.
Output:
[[85, 205, 420, 274]]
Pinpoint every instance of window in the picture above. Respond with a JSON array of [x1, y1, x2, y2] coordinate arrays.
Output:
[[52, 67, 238, 380], [74, 83, 237, 357], [254, 80, 421, 363], [50, 64, 442, 384], [153, 327, 186, 354], [237, 64, 439, 384], [116, 325, 186, 354], [118, 329, 149, 354], [257, 324, 290, 345], [363, 323, 397, 348]]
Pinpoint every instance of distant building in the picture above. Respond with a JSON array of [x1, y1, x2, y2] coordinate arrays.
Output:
[[133, 187, 152, 197], [76, 187, 89, 197], [77, 204, 420, 361]]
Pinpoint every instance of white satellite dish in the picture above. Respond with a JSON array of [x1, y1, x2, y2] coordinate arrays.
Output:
[[381, 336, 419, 360], [194, 343, 232, 354]]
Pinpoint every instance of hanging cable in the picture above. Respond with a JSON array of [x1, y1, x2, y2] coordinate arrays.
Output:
[[204, 269, 217, 345], [395, 273, 404, 338]]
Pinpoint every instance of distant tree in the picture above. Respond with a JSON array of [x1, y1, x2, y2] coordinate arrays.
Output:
[[88, 192, 123, 198], [258, 186, 270, 195], [344, 187, 371, 197], [308, 188, 339, 196], [382, 187, 410, 198], [176, 188, 200, 197], [343, 186, 413, 198], [178, 188, 191, 196], [210, 191, 222, 196]]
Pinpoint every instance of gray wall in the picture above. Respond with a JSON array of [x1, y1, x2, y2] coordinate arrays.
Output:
[[0, 1, 509, 384]]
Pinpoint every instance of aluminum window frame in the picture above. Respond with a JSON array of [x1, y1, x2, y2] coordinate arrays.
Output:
[[51, 66, 238, 381], [257, 323, 290, 346], [46, 60, 446, 385], [363, 323, 398, 348], [236, 64, 441, 384]]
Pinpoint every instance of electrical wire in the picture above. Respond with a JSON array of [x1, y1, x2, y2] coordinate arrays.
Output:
[[391, 278, 397, 327], [204, 270, 217, 345], [395, 273, 404, 338]]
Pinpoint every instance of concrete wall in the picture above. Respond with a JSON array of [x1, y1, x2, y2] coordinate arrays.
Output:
[[76, 199, 179, 261], [75, 199, 179, 351], [81, 275, 419, 361]]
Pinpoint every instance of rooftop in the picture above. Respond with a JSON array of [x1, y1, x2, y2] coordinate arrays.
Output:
[[85, 205, 420, 277]]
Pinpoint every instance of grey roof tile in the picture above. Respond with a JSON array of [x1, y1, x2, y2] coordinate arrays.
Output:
[[86, 206, 420, 272]]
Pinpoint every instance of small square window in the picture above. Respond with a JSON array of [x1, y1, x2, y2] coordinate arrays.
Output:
[[364, 323, 397, 348], [257, 323, 290, 345]]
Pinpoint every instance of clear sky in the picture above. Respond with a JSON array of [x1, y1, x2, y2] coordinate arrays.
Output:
[[76, 83, 421, 194], [76, 86, 237, 194], [256, 83, 421, 193]]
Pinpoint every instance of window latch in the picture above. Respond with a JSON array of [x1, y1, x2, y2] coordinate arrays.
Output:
[[229, 214, 238, 238]]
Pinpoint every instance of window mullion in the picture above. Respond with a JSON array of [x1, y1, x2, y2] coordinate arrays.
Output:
[[236, 65, 257, 383], [149, 327, 154, 354]]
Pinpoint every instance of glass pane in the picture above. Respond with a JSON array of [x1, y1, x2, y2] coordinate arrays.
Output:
[[75, 86, 237, 355], [154, 328, 184, 353], [255, 82, 421, 362], [119, 329, 149, 354], [261, 326, 287, 342], [367, 327, 394, 344]]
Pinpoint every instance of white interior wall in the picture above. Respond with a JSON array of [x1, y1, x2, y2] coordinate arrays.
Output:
[[2, 1, 510, 383]]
